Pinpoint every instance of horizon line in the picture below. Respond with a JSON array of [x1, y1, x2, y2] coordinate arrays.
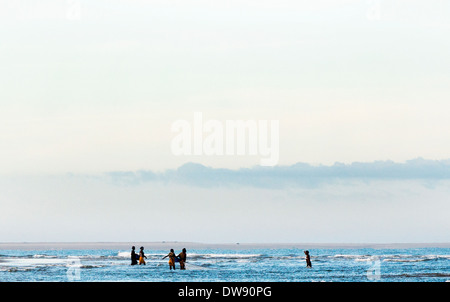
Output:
[[1, 241, 449, 250]]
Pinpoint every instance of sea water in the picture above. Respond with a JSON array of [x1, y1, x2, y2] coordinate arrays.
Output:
[[0, 248, 449, 282]]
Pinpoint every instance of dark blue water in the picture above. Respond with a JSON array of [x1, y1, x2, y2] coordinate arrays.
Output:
[[1, 248, 449, 282]]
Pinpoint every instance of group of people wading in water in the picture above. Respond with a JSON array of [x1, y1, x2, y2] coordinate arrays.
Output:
[[130, 246, 312, 269], [130, 246, 187, 270]]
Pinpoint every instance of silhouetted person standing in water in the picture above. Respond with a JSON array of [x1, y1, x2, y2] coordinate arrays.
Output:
[[162, 249, 176, 270], [304, 250, 312, 268], [139, 246, 147, 265], [131, 246, 138, 265], [177, 248, 187, 270]]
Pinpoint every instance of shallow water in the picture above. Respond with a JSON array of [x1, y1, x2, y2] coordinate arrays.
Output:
[[0, 248, 449, 282]]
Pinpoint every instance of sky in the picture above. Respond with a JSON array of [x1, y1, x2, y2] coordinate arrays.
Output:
[[0, 0, 449, 243]]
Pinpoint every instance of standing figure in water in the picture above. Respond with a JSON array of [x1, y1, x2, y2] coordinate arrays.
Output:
[[304, 250, 312, 268], [131, 246, 138, 265], [177, 248, 187, 270], [162, 249, 177, 270], [139, 246, 147, 265]]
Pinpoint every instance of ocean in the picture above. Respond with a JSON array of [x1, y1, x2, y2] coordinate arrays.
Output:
[[0, 244, 449, 282]]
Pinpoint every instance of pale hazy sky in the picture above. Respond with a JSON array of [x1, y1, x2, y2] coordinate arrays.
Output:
[[1, 0, 450, 174], [1, 173, 449, 243], [1, 1, 450, 243]]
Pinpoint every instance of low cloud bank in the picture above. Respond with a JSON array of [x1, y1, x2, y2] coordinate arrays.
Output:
[[103, 158, 450, 188]]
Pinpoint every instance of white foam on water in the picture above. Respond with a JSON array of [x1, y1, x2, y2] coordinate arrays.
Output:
[[382, 255, 450, 262], [185, 263, 211, 270], [188, 253, 262, 258], [332, 254, 361, 259], [0, 258, 67, 267], [354, 256, 379, 262], [117, 251, 130, 258], [32, 254, 58, 259]]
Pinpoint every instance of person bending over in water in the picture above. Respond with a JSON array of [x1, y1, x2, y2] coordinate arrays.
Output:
[[304, 250, 312, 268], [162, 249, 177, 270], [139, 246, 147, 265], [131, 246, 138, 265], [177, 248, 187, 270]]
